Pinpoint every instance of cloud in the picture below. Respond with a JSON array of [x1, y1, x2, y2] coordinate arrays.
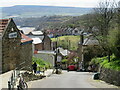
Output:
[[0, 0, 100, 7]]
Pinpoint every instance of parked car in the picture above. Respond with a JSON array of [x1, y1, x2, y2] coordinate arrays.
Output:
[[67, 65, 77, 71]]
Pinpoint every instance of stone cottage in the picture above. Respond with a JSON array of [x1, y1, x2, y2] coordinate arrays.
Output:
[[0, 18, 33, 73], [77, 34, 99, 70], [27, 31, 52, 51]]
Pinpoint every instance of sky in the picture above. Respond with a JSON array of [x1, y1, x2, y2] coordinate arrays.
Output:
[[0, 0, 101, 8]]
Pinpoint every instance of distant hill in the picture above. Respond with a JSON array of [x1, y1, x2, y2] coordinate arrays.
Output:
[[2, 5, 92, 18]]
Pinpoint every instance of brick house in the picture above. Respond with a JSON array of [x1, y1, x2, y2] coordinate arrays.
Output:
[[0, 18, 33, 73]]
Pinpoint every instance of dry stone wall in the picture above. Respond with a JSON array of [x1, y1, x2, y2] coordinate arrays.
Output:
[[100, 67, 120, 86]]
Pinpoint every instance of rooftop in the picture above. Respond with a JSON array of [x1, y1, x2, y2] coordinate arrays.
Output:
[[83, 37, 99, 46], [37, 50, 55, 55], [29, 31, 43, 35], [0, 19, 9, 34], [21, 33, 33, 43], [32, 38, 42, 44], [0, 18, 33, 44]]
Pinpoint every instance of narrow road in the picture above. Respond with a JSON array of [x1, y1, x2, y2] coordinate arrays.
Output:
[[28, 71, 119, 88]]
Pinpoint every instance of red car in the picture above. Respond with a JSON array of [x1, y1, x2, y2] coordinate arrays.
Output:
[[67, 65, 77, 71]]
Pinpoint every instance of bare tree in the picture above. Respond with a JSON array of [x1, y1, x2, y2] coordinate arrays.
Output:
[[92, 0, 117, 62], [93, 0, 117, 36], [117, 1, 120, 28]]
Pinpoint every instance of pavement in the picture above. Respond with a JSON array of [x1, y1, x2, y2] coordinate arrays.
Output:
[[0, 70, 13, 89], [27, 71, 120, 89], [44, 69, 53, 77], [0, 69, 53, 89]]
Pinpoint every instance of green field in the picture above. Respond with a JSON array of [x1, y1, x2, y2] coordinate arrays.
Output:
[[51, 35, 80, 50]]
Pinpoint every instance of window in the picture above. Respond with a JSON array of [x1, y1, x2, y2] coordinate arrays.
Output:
[[9, 32, 17, 38]]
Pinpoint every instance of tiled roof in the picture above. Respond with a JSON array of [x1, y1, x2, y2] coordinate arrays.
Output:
[[0, 19, 9, 33], [21, 33, 33, 43]]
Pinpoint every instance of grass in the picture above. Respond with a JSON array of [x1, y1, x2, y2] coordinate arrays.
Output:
[[51, 35, 80, 50], [90, 55, 120, 71]]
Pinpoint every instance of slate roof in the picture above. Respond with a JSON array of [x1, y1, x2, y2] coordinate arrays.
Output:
[[83, 37, 99, 46]]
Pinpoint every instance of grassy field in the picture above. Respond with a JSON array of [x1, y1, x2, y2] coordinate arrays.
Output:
[[51, 35, 80, 50]]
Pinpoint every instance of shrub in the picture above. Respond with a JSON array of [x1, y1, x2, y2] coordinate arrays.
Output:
[[90, 54, 120, 71], [62, 59, 68, 64], [32, 57, 52, 69]]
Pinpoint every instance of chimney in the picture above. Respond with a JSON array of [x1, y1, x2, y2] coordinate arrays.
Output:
[[80, 31, 84, 45]]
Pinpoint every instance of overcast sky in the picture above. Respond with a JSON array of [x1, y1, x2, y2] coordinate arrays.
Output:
[[0, 0, 101, 8], [0, 0, 119, 8]]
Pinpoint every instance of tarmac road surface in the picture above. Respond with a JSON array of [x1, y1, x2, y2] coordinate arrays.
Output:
[[27, 71, 120, 89]]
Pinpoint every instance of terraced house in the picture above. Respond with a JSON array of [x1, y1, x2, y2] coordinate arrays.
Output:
[[0, 18, 33, 73]]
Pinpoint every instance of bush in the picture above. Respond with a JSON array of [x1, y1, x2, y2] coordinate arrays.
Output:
[[61, 59, 68, 64], [90, 54, 120, 71], [32, 57, 52, 69]]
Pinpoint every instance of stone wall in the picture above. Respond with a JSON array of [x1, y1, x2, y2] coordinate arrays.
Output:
[[2, 19, 21, 73], [2, 39, 21, 73], [100, 67, 120, 86], [34, 43, 43, 50], [1, 19, 33, 73], [20, 43, 32, 71], [0, 36, 2, 73]]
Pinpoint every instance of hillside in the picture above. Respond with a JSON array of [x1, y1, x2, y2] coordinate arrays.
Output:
[[13, 16, 73, 28], [2, 5, 92, 18], [51, 35, 80, 50]]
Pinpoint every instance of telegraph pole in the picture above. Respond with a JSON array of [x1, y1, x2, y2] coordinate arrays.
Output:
[[77, 31, 84, 71], [55, 37, 58, 74]]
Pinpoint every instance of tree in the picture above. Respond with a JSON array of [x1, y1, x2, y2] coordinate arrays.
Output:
[[93, 0, 116, 36], [92, 0, 117, 62], [108, 1, 120, 58], [108, 29, 120, 58]]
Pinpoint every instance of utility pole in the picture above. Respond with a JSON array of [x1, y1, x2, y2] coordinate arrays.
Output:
[[77, 31, 84, 71], [55, 37, 58, 74]]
